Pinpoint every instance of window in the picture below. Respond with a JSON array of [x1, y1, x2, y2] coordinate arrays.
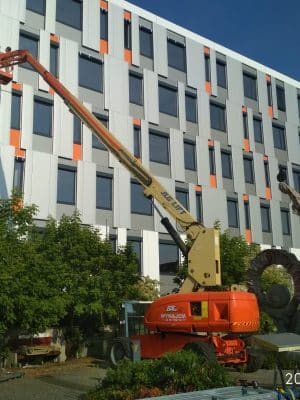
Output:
[[79, 55, 103, 92], [159, 84, 178, 116], [33, 99, 53, 137], [272, 124, 286, 150], [204, 55, 210, 81], [167, 38, 186, 72], [243, 113, 248, 139], [92, 115, 107, 150], [56, 0, 82, 30], [100, 9, 108, 40], [139, 26, 153, 58], [244, 201, 251, 229], [73, 115, 81, 144], [210, 103, 226, 131], [184, 141, 196, 170], [11, 93, 21, 130], [127, 238, 142, 269], [13, 159, 24, 191], [134, 126, 141, 158], [159, 241, 179, 274], [209, 147, 215, 175], [129, 73, 143, 105], [221, 151, 232, 179], [267, 81, 272, 106], [175, 188, 189, 211], [196, 192, 202, 223], [253, 117, 263, 143], [217, 60, 227, 88], [276, 85, 286, 112], [293, 168, 300, 192], [50, 44, 59, 77], [281, 208, 291, 235], [26, 0, 45, 14], [185, 92, 197, 123], [96, 174, 112, 210], [131, 181, 152, 215], [124, 19, 132, 50], [57, 166, 76, 204], [279, 164, 289, 184], [243, 72, 257, 100], [243, 157, 255, 184], [261, 205, 271, 232], [264, 161, 270, 187], [19, 33, 38, 70], [227, 199, 239, 228], [149, 132, 169, 164]]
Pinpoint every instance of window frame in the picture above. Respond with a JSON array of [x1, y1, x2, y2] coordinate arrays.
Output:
[[184, 141, 196, 171], [216, 60, 227, 88], [185, 92, 198, 123], [11, 92, 22, 130], [129, 72, 144, 106], [209, 147, 216, 175], [196, 192, 203, 223], [272, 124, 286, 150], [78, 54, 103, 92], [33, 98, 53, 137], [244, 201, 251, 229], [56, 0, 82, 30], [124, 19, 132, 50], [13, 159, 25, 191], [253, 117, 263, 143], [139, 25, 153, 58], [221, 150, 232, 179], [243, 156, 255, 184], [159, 240, 179, 275], [158, 83, 178, 117], [19, 32, 39, 70], [133, 125, 141, 158], [96, 173, 113, 210], [26, 0, 45, 15], [261, 205, 271, 233], [210, 102, 226, 132], [131, 180, 153, 215], [227, 198, 239, 228], [243, 72, 257, 100], [149, 131, 170, 165], [92, 114, 108, 150], [175, 188, 189, 211], [276, 85, 286, 112], [57, 166, 77, 205], [100, 8, 108, 40], [73, 114, 82, 144], [50, 43, 59, 78], [281, 208, 291, 235], [167, 37, 186, 72]]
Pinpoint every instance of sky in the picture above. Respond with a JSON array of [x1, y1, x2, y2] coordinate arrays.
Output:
[[128, 0, 300, 82]]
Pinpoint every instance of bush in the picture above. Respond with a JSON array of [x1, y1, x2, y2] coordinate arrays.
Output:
[[87, 350, 232, 399]]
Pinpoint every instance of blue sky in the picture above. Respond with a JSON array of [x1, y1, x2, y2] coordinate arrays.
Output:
[[128, 0, 300, 81]]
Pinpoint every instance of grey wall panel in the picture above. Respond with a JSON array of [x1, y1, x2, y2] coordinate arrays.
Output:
[[178, 81, 186, 133], [214, 141, 223, 190], [291, 209, 300, 248], [141, 119, 149, 169], [210, 49, 218, 97], [188, 183, 196, 220], [269, 156, 280, 200], [285, 83, 298, 124], [0, 14, 19, 57], [113, 167, 131, 228], [82, 102, 92, 162], [286, 122, 300, 164], [202, 187, 227, 231], [117, 227, 127, 248], [196, 137, 209, 187], [60, 38, 78, 95], [109, 111, 131, 168], [38, 30, 50, 92], [170, 129, 185, 182], [142, 230, 160, 281], [271, 77, 278, 119], [253, 152, 265, 198], [262, 112, 274, 157], [154, 177, 175, 232], [77, 160, 96, 225], [153, 23, 168, 77], [0, 0, 25, 22], [21, 84, 34, 150], [53, 95, 73, 159], [0, 83, 11, 145], [144, 69, 159, 124], [108, 2, 124, 60], [231, 145, 246, 194], [247, 108, 255, 152], [82, 0, 99, 51], [131, 12, 140, 67], [249, 195, 263, 244], [257, 71, 268, 114], [104, 55, 129, 115], [0, 145, 14, 199], [226, 100, 243, 147], [186, 39, 204, 90], [45, 0, 56, 34], [287, 161, 293, 187], [270, 199, 283, 246], [197, 90, 210, 139], [227, 56, 243, 105], [238, 193, 246, 236]]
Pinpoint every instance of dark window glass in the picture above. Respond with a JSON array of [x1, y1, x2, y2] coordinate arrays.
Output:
[[73, 114, 81, 144], [185, 93, 197, 123], [243, 73, 257, 100], [293, 169, 300, 192], [11, 93, 21, 130], [33, 99, 52, 137], [221, 151, 232, 179], [205, 56, 210, 81], [92, 115, 107, 150], [210, 103, 226, 131], [26, 0, 45, 14], [244, 201, 251, 229], [19, 33, 38, 70], [134, 126, 141, 158], [175, 189, 189, 211], [281, 208, 290, 235], [124, 20, 132, 49], [261, 205, 271, 232], [129, 73, 143, 105], [57, 167, 76, 204], [13, 159, 24, 191], [159, 84, 178, 116], [96, 174, 112, 210], [196, 192, 202, 223], [50, 44, 59, 77], [184, 141, 196, 170], [276, 85, 286, 112], [267, 81, 272, 106], [243, 113, 248, 139], [79, 55, 103, 92], [272, 124, 286, 150], [100, 9, 108, 40], [227, 199, 239, 228], [244, 157, 255, 184], [56, 0, 82, 30], [159, 241, 178, 274], [264, 161, 270, 187], [139, 26, 153, 58], [217, 60, 227, 88], [131, 181, 152, 215], [209, 147, 215, 175], [167, 39, 186, 72], [149, 132, 169, 164], [253, 117, 263, 143], [127, 239, 142, 269]]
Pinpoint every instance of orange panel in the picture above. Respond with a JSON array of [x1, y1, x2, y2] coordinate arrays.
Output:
[[204, 46, 210, 55], [49, 87, 54, 95], [100, 0, 108, 10], [133, 118, 141, 126], [195, 185, 202, 192], [268, 105, 273, 118], [10, 129, 20, 148], [73, 144, 82, 161], [100, 39, 108, 54], [205, 81, 212, 95], [124, 48, 132, 64], [266, 74, 271, 82], [263, 154, 268, 161], [208, 139, 214, 146], [16, 148, 26, 158], [242, 105, 247, 113], [210, 175, 217, 188], [243, 138, 250, 152], [245, 229, 252, 243], [265, 187, 272, 200], [12, 82, 23, 92], [124, 10, 131, 20], [243, 194, 249, 201], [50, 34, 60, 44]]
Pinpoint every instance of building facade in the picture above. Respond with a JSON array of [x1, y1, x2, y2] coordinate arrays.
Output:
[[0, 0, 300, 293]]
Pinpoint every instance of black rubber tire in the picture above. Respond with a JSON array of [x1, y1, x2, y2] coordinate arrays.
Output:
[[183, 341, 217, 362], [108, 337, 133, 366], [245, 353, 265, 372]]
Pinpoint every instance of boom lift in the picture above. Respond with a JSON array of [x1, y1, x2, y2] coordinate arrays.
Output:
[[0, 50, 260, 368]]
